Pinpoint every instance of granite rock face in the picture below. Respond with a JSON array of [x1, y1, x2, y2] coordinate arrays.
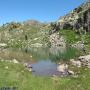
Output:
[[57, 1, 90, 32]]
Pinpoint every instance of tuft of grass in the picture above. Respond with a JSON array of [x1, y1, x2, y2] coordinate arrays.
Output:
[[59, 30, 81, 44], [49, 47, 79, 62]]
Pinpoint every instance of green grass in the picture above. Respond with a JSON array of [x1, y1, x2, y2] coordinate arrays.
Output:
[[0, 60, 90, 90], [59, 30, 90, 53], [59, 30, 81, 44], [81, 33, 90, 52]]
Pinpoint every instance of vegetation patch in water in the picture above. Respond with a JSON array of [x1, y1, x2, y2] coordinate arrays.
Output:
[[49, 47, 79, 62]]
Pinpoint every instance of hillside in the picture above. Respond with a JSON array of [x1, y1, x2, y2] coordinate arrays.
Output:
[[0, 1, 90, 50], [57, 1, 90, 33], [0, 20, 50, 49], [49, 1, 90, 53]]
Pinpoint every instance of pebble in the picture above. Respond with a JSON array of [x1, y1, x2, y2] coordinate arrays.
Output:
[[12, 59, 19, 64], [5, 66, 8, 69]]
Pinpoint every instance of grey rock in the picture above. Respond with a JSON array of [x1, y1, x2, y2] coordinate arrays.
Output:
[[70, 59, 81, 67], [57, 63, 68, 73], [78, 55, 90, 68]]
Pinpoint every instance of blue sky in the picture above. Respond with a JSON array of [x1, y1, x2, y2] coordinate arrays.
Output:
[[0, 0, 85, 24]]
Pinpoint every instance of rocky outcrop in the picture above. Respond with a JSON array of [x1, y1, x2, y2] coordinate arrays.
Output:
[[78, 55, 90, 68], [70, 59, 81, 67], [70, 54, 90, 68], [49, 33, 66, 54], [57, 54, 90, 76], [49, 33, 66, 47], [72, 41, 85, 50], [57, 1, 90, 32]]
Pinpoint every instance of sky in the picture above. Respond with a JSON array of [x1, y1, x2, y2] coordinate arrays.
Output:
[[0, 0, 85, 24]]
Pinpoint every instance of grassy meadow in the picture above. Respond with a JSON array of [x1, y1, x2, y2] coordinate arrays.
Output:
[[0, 61, 90, 90]]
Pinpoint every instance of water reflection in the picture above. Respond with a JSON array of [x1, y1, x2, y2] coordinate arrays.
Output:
[[31, 60, 58, 76], [49, 46, 66, 55]]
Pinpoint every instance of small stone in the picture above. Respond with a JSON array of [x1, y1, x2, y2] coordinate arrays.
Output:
[[30, 55, 32, 58], [0, 43, 7, 47], [68, 70, 74, 75], [28, 68, 32, 72], [24, 63, 28, 66], [82, 75, 86, 78], [5, 66, 8, 69], [1, 60, 4, 62], [9, 60, 12, 63], [13, 59, 19, 64], [73, 75, 78, 78]]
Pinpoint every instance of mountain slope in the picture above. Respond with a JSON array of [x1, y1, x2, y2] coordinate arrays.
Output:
[[57, 1, 90, 33], [0, 20, 50, 49]]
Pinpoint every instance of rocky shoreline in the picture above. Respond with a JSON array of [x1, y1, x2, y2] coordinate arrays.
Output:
[[0, 52, 90, 77], [55, 54, 90, 76]]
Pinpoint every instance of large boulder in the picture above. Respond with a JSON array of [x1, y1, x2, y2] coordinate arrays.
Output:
[[57, 63, 75, 75], [70, 59, 81, 67], [79, 55, 90, 62], [57, 63, 68, 73], [78, 55, 90, 68]]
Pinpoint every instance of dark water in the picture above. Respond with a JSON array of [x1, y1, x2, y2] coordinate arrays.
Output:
[[0, 47, 79, 76]]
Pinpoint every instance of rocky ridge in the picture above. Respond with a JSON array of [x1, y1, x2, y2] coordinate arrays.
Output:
[[57, 1, 90, 32]]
